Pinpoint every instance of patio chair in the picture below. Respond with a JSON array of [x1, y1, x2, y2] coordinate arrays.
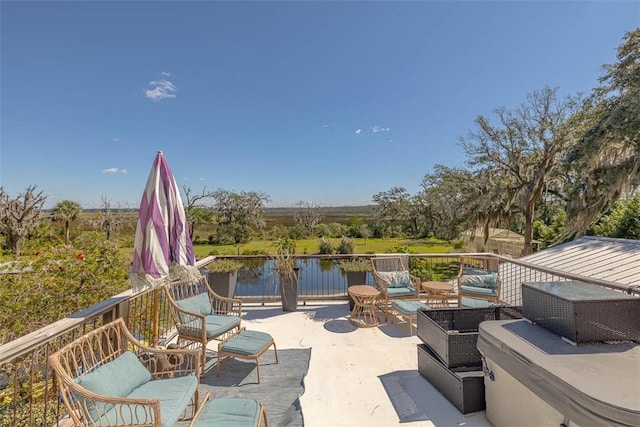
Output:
[[371, 256, 420, 321], [455, 262, 502, 307], [47, 318, 204, 426], [164, 274, 242, 375]]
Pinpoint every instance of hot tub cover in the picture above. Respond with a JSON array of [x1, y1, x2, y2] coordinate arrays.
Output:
[[477, 319, 640, 427]]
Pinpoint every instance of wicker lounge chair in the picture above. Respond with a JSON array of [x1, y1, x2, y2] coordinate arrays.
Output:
[[164, 274, 242, 375], [48, 318, 204, 426], [371, 256, 420, 321]]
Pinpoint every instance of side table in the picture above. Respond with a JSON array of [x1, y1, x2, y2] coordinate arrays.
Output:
[[422, 281, 454, 307], [348, 285, 381, 327]]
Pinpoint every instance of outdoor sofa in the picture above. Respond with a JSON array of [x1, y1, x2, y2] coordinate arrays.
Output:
[[48, 318, 204, 426]]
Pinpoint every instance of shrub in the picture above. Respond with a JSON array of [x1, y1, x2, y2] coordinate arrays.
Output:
[[338, 258, 371, 272], [327, 222, 348, 238], [240, 248, 267, 255], [336, 237, 354, 254], [0, 232, 129, 341], [451, 239, 465, 250], [318, 237, 334, 254], [206, 259, 243, 272]]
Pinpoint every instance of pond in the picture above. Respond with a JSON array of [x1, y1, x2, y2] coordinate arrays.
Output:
[[231, 258, 373, 298]]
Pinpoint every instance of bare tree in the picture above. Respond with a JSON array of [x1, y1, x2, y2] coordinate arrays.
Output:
[[0, 185, 47, 256], [90, 197, 125, 240], [183, 185, 215, 239], [293, 201, 324, 236], [460, 87, 579, 255]]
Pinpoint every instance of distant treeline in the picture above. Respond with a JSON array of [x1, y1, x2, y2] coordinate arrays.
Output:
[[44, 205, 377, 214]]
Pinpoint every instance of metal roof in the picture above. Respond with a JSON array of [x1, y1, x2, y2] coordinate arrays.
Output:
[[520, 236, 640, 287]]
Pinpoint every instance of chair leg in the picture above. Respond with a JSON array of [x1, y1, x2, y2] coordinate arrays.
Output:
[[201, 345, 208, 377], [260, 404, 268, 427]]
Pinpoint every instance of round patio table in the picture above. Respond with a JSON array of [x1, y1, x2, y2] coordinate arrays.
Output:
[[348, 285, 381, 327], [422, 281, 454, 307]]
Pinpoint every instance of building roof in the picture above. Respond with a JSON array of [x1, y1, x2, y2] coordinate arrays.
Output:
[[519, 236, 640, 287], [461, 227, 526, 241]]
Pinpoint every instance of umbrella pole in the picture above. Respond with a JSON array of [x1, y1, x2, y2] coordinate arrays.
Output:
[[153, 288, 160, 346]]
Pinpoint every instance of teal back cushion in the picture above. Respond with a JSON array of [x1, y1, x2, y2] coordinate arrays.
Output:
[[76, 351, 152, 421], [461, 273, 498, 289], [377, 270, 412, 288], [465, 267, 492, 275], [176, 292, 212, 315]]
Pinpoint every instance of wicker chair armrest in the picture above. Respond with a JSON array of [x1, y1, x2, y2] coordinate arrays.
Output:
[[210, 294, 243, 316], [409, 274, 421, 289], [138, 346, 201, 379], [119, 319, 202, 376]]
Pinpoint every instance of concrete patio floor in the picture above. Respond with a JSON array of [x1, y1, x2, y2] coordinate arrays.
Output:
[[215, 301, 492, 427]]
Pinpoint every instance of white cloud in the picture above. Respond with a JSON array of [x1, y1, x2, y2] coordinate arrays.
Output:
[[145, 79, 177, 101], [372, 126, 390, 133], [102, 168, 127, 175], [160, 71, 171, 76], [113, 137, 120, 142], [354, 129, 362, 135]]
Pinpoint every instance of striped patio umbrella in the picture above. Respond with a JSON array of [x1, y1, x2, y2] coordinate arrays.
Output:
[[130, 150, 200, 343]]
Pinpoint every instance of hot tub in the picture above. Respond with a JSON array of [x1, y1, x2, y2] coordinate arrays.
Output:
[[477, 319, 640, 427]]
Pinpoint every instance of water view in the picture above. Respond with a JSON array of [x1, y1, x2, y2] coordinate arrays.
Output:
[[232, 258, 373, 298]]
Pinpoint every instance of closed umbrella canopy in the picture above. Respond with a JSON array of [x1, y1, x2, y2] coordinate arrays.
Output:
[[131, 150, 200, 291], [131, 151, 200, 344]]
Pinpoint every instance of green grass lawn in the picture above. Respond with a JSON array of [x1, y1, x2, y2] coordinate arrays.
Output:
[[193, 237, 454, 258]]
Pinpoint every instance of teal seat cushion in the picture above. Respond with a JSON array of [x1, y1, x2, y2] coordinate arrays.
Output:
[[386, 286, 416, 297], [180, 314, 240, 339], [75, 351, 152, 422], [221, 330, 273, 356], [102, 375, 198, 427], [460, 273, 498, 289], [192, 398, 262, 427], [176, 293, 212, 316], [460, 285, 498, 296], [392, 300, 430, 316], [460, 297, 494, 308], [108, 375, 198, 427], [377, 270, 412, 288]]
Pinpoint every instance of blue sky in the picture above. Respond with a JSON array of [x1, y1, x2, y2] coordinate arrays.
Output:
[[1, 1, 638, 209]]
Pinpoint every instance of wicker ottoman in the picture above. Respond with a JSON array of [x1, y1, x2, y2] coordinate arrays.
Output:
[[217, 328, 278, 383]]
